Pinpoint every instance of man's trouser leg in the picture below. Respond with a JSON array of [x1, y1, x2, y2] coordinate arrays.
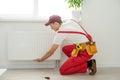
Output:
[[60, 44, 93, 75]]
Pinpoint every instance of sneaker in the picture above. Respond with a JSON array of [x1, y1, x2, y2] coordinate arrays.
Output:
[[88, 59, 97, 75]]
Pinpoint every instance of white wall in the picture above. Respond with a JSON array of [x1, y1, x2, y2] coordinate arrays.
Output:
[[0, 0, 120, 68], [81, 0, 120, 67]]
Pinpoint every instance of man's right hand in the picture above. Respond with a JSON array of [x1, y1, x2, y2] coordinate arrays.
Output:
[[33, 58, 44, 62]]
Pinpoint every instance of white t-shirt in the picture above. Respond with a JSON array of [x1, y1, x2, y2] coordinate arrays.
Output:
[[53, 20, 89, 45]]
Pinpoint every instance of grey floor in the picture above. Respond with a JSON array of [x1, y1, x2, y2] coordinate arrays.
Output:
[[0, 67, 120, 80]]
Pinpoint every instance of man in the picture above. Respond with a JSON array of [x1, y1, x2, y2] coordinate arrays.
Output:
[[34, 15, 97, 75]]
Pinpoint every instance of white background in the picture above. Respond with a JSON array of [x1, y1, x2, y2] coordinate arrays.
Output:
[[81, 0, 120, 67]]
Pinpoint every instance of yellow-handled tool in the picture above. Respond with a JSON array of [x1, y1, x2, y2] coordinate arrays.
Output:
[[71, 43, 83, 57]]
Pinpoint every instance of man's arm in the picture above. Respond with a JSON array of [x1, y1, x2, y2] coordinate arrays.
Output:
[[33, 44, 59, 62]]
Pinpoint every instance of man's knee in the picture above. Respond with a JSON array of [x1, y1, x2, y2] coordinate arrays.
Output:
[[59, 66, 66, 75]]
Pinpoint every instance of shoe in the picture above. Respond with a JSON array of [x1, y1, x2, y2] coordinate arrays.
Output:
[[88, 59, 97, 75]]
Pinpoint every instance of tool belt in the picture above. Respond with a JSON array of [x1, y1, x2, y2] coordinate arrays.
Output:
[[71, 41, 97, 57]]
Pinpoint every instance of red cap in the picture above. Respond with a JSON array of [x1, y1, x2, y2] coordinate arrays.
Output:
[[45, 15, 62, 26]]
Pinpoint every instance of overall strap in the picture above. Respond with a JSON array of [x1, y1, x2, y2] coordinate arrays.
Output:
[[58, 19, 93, 41], [70, 19, 93, 41], [58, 30, 92, 41], [58, 31, 86, 35], [70, 19, 88, 34]]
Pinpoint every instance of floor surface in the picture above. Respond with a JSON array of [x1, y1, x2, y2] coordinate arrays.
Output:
[[0, 67, 120, 80]]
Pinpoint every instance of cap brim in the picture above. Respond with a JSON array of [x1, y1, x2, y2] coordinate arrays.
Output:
[[45, 21, 50, 26]]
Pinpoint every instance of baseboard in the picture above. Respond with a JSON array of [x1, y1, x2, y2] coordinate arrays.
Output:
[[0, 64, 57, 69]]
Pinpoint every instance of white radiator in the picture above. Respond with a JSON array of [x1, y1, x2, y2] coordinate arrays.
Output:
[[7, 31, 61, 60]]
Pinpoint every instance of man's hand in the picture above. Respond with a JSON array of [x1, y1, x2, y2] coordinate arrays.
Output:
[[33, 58, 44, 62], [33, 44, 59, 62]]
